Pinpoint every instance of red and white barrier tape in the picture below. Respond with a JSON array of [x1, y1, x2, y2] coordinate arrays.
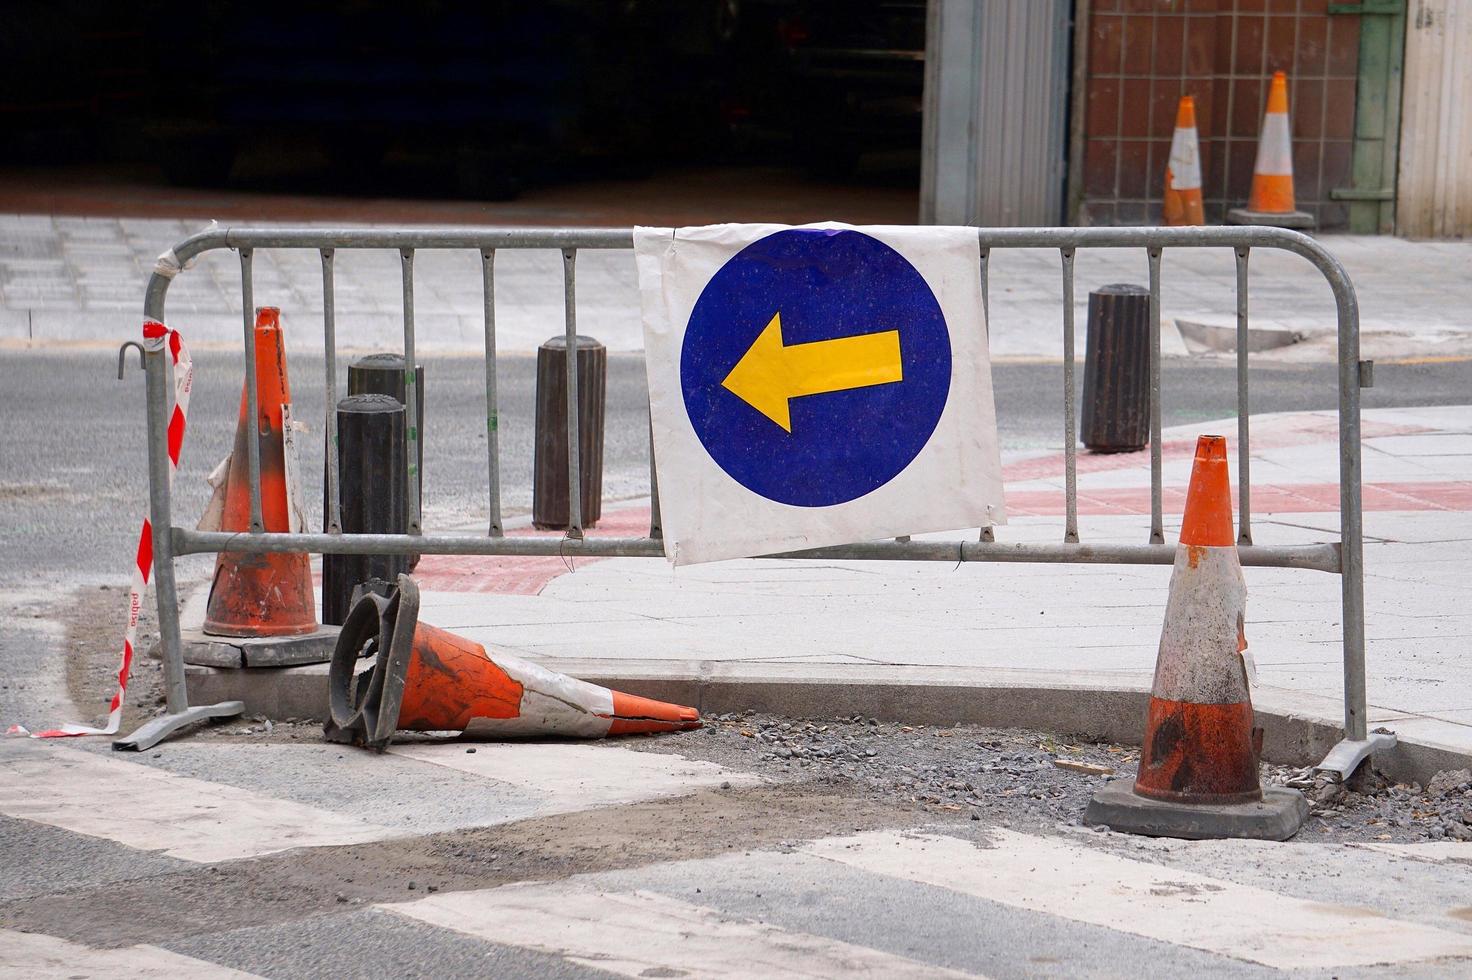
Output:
[[7, 321, 192, 739]]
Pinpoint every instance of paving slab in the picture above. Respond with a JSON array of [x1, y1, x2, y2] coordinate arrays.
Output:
[[3, 213, 1469, 359]]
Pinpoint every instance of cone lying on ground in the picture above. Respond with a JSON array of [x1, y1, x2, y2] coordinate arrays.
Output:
[[1227, 72, 1313, 228], [1133, 435, 1260, 803], [325, 575, 701, 749], [203, 307, 317, 637], [1084, 435, 1308, 840], [1162, 95, 1204, 227]]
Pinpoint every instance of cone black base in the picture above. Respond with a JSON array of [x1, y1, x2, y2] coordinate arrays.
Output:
[[1084, 780, 1308, 841], [180, 625, 340, 669], [1225, 208, 1314, 229]]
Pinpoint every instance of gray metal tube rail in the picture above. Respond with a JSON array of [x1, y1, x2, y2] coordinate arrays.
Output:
[[135, 223, 1370, 753]]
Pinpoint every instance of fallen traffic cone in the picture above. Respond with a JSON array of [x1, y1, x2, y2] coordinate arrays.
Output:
[[203, 307, 318, 637], [1226, 72, 1314, 229], [1162, 95, 1204, 226], [324, 574, 701, 749], [1084, 435, 1308, 840]]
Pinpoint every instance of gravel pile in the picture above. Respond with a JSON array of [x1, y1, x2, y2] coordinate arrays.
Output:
[[635, 712, 1472, 844], [1280, 763, 1472, 842]]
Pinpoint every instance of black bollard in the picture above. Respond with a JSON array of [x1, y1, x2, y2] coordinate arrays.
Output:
[[348, 353, 424, 513], [1081, 284, 1152, 453], [533, 335, 606, 530], [322, 394, 408, 626]]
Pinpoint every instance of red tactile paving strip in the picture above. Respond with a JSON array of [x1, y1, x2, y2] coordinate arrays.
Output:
[[1001, 417, 1428, 484], [411, 507, 652, 596]]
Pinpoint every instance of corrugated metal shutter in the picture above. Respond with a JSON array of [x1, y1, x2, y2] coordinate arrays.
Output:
[[921, 0, 1072, 226], [1397, 0, 1472, 238]]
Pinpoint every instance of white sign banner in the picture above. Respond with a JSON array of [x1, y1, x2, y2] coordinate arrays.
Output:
[[635, 222, 1004, 565]]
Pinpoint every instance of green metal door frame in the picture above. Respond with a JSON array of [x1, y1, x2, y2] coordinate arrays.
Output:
[[1329, 1, 1407, 234]]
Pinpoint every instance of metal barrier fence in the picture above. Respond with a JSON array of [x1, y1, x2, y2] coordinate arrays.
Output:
[[122, 225, 1388, 775]]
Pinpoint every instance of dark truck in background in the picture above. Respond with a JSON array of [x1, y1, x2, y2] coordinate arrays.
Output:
[[1, 0, 925, 197]]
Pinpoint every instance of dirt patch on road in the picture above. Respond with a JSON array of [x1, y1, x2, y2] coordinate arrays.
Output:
[[62, 583, 168, 733], [625, 712, 1472, 846], [0, 781, 934, 949]]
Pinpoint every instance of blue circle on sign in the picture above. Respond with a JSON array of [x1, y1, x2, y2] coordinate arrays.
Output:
[[680, 228, 951, 507]]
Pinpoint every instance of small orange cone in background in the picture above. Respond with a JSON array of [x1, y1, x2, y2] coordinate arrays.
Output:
[[203, 307, 318, 638], [325, 575, 701, 749], [1162, 95, 1204, 226], [1227, 72, 1314, 229], [1084, 435, 1308, 840]]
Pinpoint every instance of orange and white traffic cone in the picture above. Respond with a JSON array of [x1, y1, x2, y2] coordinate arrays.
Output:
[[325, 574, 700, 749], [1227, 72, 1313, 229], [1084, 435, 1308, 840], [203, 307, 318, 638], [1162, 95, 1204, 226]]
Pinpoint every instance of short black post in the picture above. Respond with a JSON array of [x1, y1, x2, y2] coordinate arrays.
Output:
[[1081, 283, 1151, 453], [323, 394, 408, 626], [533, 335, 606, 530], [348, 353, 424, 511]]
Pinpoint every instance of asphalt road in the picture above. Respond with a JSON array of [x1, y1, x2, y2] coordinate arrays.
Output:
[[2, 349, 1468, 591], [3, 351, 1471, 977]]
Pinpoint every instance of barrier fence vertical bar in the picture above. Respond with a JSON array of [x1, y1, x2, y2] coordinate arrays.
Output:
[[1061, 247, 1079, 544], [980, 244, 994, 543], [1336, 267, 1369, 742], [321, 249, 342, 534], [561, 248, 585, 539], [239, 248, 264, 533], [648, 417, 663, 541], [1235, 247, 1252, 545], [146, 341, 188, 714], [1147, 246, 1164, 545], [481, 249, 503, 538], [979, 247, 991, 322], [400, 248, 422, 536]]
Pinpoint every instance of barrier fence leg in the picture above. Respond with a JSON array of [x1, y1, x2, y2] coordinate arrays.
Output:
[[1312, 269, 1395, 781], [114, 342, 243, 751]]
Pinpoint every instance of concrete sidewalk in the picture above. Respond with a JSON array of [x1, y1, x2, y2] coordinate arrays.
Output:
[[186, 405, 1472, 781], [3, 213, 1470, 359]]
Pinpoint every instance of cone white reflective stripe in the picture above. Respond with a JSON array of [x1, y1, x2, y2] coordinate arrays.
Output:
[[465, 649, 619, 738], [1167, 126, 1202, 191], [1151, 545, 1249, 704], [1253, 111, 1294, 177]]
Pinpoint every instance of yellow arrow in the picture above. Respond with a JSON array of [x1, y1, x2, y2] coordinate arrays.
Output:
[[720, 312, 903, 433]]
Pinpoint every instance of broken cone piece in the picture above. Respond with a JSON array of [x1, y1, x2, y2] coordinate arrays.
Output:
[[325, 574, 700, 750]]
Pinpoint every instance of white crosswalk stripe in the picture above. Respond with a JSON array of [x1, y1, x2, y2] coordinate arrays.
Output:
[[0, 741, 396, 863], [0, 739, 753, 864], [0, 929, 263, 979], [387, 883, 982, 979], [1348, 840, 1472, 863], [805, 830, 1472, 970], [388, 741, 760, 812]]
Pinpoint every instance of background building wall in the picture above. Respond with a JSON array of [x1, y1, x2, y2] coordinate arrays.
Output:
[[1397, 0, 1472, 238], [1080, 0, 1361, 229], [921, 0, 1072, 225]]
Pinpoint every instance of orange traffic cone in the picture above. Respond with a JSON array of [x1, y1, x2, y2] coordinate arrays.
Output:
[[325, 575, 701, 749], [1227, 72, 1313, 228], [1084, 435, 1308, 840], [203, 307, 317, 637], [1162, 95, 1204, 226]]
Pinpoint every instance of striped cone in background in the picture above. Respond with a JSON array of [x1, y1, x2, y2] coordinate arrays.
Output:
[[203, 307, 318, 637], [1227, 72, 1314, 228], [325, 575, 701, 750], [1084, 435, 1308, 840], [1162, 95, 1204, 226]]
